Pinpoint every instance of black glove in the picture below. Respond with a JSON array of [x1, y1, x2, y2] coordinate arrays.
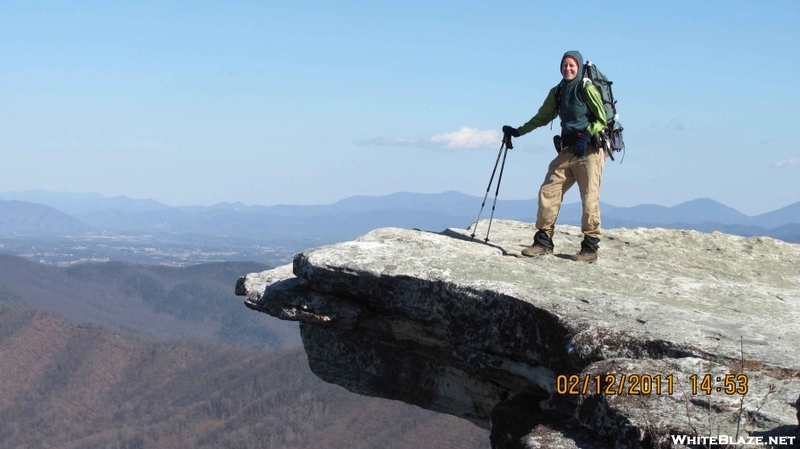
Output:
[[573, 131, 590, 157], [502, 125, 520, 138]]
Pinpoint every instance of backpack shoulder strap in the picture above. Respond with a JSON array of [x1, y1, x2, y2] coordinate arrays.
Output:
[[578, 78, 597, 122], [555, 81, 564, 111], [578, 78, 592, 103], [551, 82, 563, 130]]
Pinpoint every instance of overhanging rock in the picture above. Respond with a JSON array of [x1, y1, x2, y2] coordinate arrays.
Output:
[[235, 220, 800, 447]]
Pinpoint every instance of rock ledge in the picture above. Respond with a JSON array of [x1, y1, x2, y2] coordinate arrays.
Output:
[[236, 220, 800, 447]]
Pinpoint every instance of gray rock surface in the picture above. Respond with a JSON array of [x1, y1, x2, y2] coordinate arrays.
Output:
[[236, 220, 800, 447]]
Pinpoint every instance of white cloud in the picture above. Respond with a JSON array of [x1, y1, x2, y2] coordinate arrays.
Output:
[[774, 157, 800, 169], [358, 127, 503, 151], [430, 127, 502, 150]]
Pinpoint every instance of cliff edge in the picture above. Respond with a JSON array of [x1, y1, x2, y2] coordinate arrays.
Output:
[[235, 220, 800, 448]]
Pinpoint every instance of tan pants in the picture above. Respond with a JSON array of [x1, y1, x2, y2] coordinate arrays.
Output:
[[536, 145, 605, 239]]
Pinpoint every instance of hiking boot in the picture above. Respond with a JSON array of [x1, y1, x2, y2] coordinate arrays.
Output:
[[521, 245, 552, 257], [569, 250, 597, 263]]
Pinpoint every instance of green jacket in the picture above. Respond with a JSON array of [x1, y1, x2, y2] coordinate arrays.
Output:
[[517, 81, 607, 153]]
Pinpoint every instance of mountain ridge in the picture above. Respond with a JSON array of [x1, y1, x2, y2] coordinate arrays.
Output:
[[2, 192, 799, 246], [3, 189, 797, 222], [0, 200, 93, 234]]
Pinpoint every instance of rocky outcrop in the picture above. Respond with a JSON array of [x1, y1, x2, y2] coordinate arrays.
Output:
[[235, 220, 800, 447]]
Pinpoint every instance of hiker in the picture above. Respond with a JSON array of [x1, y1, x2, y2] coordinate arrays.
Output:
[[503, 50, 608, 263]]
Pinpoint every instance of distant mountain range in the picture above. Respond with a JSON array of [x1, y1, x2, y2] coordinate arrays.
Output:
[[0, 190, 798, 243], [0, 190, 171, 215], [0, 200, 93, 234]]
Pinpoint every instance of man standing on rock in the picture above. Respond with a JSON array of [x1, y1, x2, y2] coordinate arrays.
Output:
[[503, 50, 608, 263]]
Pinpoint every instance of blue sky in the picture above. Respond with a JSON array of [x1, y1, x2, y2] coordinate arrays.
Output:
[[1, 1, 798, 215]]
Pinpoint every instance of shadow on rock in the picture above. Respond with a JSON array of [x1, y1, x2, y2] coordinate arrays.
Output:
[[490, 394, 609, 449]]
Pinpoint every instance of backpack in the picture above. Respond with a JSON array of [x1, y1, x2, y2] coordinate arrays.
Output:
[[556, 61, 625, 161]]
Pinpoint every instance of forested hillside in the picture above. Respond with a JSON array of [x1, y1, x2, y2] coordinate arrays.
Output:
[[0, 307, 488, 448], [0, 256, 300, 349]]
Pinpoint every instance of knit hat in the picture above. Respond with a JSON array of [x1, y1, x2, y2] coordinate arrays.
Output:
[[560, 51, 583, 74]]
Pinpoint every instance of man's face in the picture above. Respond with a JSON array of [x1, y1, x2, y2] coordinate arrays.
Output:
[[561, 58, 578, 81]]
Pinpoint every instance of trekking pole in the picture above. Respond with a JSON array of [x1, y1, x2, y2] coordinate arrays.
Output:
[[470, 134, 514, 241], [484, 136, 510, 243], [470, 138, 507, 240]]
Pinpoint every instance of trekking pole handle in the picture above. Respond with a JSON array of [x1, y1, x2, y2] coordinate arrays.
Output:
[[502, 132, 513, 150]]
